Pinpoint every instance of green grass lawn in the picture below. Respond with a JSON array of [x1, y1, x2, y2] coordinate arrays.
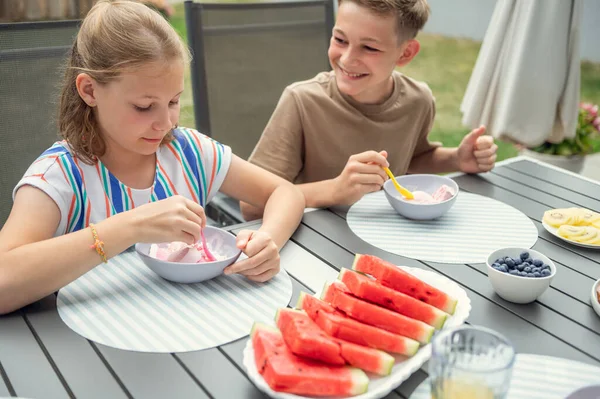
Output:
[[169, 3, 600, 162]]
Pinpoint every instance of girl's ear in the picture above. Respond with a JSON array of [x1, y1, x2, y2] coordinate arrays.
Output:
[[395, 39, 420, 67], [75, 73, 98, 107]]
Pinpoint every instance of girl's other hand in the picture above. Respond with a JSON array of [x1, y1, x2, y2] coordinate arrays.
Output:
[[224, 230, 280, 282]]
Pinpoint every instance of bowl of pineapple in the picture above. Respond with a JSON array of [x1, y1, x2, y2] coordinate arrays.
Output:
[[542, 207, 600, 248]]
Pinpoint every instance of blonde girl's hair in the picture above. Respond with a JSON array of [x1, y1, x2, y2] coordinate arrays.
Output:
[[58, 0, 190, 164]]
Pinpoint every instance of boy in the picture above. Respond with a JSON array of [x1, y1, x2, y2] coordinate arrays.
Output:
[[241, 0, 496, 220]]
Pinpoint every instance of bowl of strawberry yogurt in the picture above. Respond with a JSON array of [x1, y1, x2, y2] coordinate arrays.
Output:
[[383, 174, 459, 220], [135, 226, 242, 283]]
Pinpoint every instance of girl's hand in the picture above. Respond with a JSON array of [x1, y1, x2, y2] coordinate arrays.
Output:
[[224, 230, 280, 282], [128, 195, 206, 244]]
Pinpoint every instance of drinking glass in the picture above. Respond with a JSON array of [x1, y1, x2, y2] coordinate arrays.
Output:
[[429, 325, 516, 399]]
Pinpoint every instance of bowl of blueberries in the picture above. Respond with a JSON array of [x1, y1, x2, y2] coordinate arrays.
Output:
[[486, 247, 556, 304]]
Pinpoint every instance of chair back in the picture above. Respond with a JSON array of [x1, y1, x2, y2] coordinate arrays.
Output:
[[0, 20, 79, 226], [185, 0, 334, 159]]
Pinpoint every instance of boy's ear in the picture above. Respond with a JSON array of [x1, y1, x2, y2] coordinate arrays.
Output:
[[395, 39, 420, 67], [75, 73, 98, 107]]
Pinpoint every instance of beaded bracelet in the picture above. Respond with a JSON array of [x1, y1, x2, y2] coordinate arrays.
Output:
[[89, 223, 107, 263]]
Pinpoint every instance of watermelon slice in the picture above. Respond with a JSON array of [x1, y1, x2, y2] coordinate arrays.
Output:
[[276, 308, 395, 375], [323, 281, 434, 344], [352, 254, 458, 314], [250, 322, 369, 397], [296, 292, 420, 356], [339, 268, 448, 329]]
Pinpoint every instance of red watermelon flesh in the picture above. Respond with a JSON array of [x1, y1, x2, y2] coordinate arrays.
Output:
[[276, 308, 395, 375], [323, 281, 434, 344], [276, 308, 345, 365], [250, 322, 369, 397], [339, 268, 448, 329], [352, 254, 458, 314], [296, 292, 419, 356]]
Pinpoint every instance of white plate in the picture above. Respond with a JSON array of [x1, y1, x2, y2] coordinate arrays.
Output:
[[592, 279, 600, 319], [242, 266, 472, 399], [542, 222, 600, 249]]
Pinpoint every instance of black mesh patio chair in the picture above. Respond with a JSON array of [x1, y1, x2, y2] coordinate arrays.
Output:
[[0, 20, 79, 227], [184, 0, 334, 224]]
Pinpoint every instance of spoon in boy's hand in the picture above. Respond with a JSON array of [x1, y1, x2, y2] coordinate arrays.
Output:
[[382, 167, 414, 200]]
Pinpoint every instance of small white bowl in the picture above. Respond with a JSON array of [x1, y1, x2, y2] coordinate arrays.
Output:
[[383, 174, 459, 220], [592, 279, 600, 318], [486, 247, 556, 304], [135, 226, 242, 284]]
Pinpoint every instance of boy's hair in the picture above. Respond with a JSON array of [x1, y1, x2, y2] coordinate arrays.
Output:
[[339, 0, 430, 42], [59, 0, 190, 164]]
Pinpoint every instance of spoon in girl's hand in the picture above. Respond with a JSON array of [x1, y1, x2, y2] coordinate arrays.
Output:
[[382, 167, 414, 200], [200, 229, 217, 261]]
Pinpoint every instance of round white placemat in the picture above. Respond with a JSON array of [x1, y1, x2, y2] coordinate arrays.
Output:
[[409, 353, 600, 399], [347, 192, 538, 264], [57, 250, 293, 353]]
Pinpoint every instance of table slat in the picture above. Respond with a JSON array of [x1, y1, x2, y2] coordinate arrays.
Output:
[[492, 166, 600, 211], [0, 364, 10, 396], [506, 160, 600, 200], [0, 310, 69, 398], [95, 346, 209, 399], [177, 347, 267, 399], [479, 172, 591, 211], [23, 295, 128, 398], [530, 224, 600, 280]]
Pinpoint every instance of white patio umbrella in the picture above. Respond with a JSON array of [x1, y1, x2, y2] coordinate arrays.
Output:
[[460, 0, 582, 147]]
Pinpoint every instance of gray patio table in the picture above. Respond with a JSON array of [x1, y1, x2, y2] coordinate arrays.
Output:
[[1, 156, 599, 399]]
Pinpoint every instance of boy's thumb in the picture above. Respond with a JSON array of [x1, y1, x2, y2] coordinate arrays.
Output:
[[379, 150, 388, 158], [465, 126, 485, 145]]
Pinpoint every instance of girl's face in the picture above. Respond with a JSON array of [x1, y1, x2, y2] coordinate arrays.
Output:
[[85, 60, 185, 158]]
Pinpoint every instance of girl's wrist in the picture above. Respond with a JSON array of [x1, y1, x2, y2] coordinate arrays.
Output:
[[96, 211, 141, 254]]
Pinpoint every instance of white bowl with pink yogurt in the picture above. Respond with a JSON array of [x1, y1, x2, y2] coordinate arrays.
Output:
[[383, 174, 459, 220], [135, 226, 242, 283]]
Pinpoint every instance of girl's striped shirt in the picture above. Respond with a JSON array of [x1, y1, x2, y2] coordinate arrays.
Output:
[[13, 127, 232, 236]]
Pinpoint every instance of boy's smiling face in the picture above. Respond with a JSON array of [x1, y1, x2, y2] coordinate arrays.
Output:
[[328, 1, 414, 104]]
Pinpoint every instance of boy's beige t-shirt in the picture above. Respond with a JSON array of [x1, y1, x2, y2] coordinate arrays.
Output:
[[249, 71, 439, 184]]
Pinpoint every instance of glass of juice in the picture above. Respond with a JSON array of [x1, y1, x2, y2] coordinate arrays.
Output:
[[429, 325, 515, 399]]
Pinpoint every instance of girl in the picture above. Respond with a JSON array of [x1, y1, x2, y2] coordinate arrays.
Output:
[[0, 0, 305, 315]]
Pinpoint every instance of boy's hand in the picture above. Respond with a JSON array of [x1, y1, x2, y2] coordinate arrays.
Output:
[[332, 150, 389, 206], [457, 126, 497, 173], [224, 230, 280, 283]]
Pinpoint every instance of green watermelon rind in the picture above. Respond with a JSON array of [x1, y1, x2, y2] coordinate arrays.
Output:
[[352, 254, 458, 315], [349, 368, 370, 395], [295, 291, 309, 310], [251, 321, 280, 338], [338, 268, 448, 330]]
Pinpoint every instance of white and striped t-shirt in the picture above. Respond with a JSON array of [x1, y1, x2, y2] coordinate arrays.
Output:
[[13, 127, 232, 236]]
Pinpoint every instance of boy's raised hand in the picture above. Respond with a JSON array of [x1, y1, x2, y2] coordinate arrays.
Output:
[[128, 195, 206, 245], [332, 150, 389, 206], [456, 126, 497, 173], [224, 230, 280, 282]]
